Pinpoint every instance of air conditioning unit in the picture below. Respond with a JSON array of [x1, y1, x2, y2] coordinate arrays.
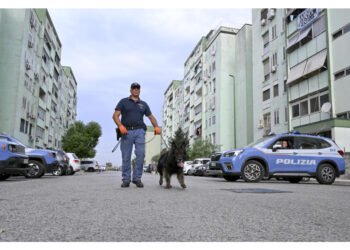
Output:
[[29, 135, 34, 141], [268, 9, 275, 20], [271, 65, 277, 73], [261, 19, 266, 26], [257, 119, 264, 129]]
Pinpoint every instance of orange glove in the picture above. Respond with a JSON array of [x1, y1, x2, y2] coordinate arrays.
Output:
[[154, 127, 161, 135], [119, 124, 128, 135]]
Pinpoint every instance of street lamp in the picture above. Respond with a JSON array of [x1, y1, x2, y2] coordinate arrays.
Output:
[[228, 74, 236, 149]]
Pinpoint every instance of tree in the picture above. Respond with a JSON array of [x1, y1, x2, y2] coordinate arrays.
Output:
[[62, 121, 102, 159], [188, 139, 220, 160], [106, 162, 112, 168]]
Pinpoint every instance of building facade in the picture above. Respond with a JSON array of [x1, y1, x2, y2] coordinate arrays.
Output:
[[0, 9, 78, 149], [144, 126, 161, 166], [253, 8, 350, 151], [163, 25, 253, 151]]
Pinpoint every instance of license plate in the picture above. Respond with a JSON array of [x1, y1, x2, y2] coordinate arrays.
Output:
[[211, 162, 216, 167], [23, 159, 29, 164]]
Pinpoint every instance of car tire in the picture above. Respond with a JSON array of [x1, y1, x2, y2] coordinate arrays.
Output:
[[287, 177, 303, 183], [52, 166, 63, 176], [241, 160, 265, 183], [0, 174, 11, 181], [316, 163, 336, 185], [25, 160, 44, 178], [66, 166, 74, 175], [223, 175, 240, 182]]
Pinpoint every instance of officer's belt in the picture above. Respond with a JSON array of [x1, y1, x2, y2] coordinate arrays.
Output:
[[125, 125, 144, 130]]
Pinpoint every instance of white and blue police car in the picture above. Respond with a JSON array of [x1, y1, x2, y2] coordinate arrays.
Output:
[[219, 132, 346, 184]]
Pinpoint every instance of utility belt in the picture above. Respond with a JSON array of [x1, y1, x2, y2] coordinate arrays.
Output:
[[125, 125, 146, 130]]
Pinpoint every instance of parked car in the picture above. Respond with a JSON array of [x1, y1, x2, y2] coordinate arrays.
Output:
[[194, 163, 209, 176], [53, 150, 70, 176], [206, 152, 224, 177], [0, 135, 59, 178], [81, 160, 100, 172], [219, 131, 346, 184], [192, 158, 210, 172], [0, 136, 29, 180], [66, 152, 81, 175], [183, 161, 193, 175]]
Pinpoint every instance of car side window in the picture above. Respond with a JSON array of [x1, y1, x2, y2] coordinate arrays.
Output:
[[319, 139, 331, 149], [295, 137, 319, 149], [270, 137, 294, 149]]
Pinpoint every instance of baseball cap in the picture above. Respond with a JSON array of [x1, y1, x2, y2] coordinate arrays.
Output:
[[131, 82, 141, 89]]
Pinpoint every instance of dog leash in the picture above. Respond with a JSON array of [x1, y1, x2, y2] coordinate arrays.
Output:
[[112, 134, 158, 153]]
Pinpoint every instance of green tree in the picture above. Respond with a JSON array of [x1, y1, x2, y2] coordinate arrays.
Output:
[[62, 121, 102, 159], [106, 162, 112, 168], [188, 139, 220, 160]]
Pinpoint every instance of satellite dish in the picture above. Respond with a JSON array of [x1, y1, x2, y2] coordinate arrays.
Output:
[[321, 102, 331, 113]]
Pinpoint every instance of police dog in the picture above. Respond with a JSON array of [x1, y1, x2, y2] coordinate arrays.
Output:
[[157, 128, 189, 189]]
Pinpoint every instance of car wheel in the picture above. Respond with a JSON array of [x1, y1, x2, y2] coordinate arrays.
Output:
[[0, 174, 11, 181], [316, 163, 336, 185], [66, 166, 73, 175], [287, 177, 303, 183], [25, 160, 44, 178], [241, 160, 265, 183], [223, 175, 240, 182], [52, 166, 63, 176]]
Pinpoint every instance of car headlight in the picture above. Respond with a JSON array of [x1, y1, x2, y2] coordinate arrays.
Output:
[[8, 144, 17, 153], [224, 150, 244, 157]]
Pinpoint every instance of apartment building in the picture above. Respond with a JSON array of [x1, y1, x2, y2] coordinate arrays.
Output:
[[162, 80, 183, 148], [163, 25, 253, 151], [252, 8, 289, 140], [0, 9, 78, 149], [253, 8, 350, 151], [144, 126, 161, 166]]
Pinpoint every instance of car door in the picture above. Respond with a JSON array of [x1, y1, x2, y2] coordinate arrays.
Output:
[[294, 136, 324, 173], [264, 136, 297, 172]]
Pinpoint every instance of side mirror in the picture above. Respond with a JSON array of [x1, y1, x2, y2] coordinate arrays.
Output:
[[272, 144, 282, 152]]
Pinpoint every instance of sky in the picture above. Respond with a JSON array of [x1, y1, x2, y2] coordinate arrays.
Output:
[[47, 8, 252, 166]]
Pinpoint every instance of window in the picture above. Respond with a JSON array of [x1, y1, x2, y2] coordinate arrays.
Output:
[[263, 89, 270, 101], [320, 94, 329, 108], [209, 118, 211, 126], [292, 104, 300, 118], [38, 107, 46, 121], [332, 23, 350, 40], [272, 25, 277, 40], [20, 119, 25, 133], [273, 84, 279, 97], [25, 121, 28, 134], [212, 61, 216, 72], [274, 109, 280, 125], [263, 58, 270, 81], [213, 79, 216, 93], [212, 115, 216, 125], [283, 46, 286, 61], [263, 32, 270, 54], [312, 14, 326, 38], [334, 66, 350, 80], [22, 97, 27, 110], [263, 113, 271, 135], [285, 106, 288, 122], [295, 137, 321, 150], [283, 78, 287, 92], [344, 23, 350, 34], [310, 96, 320, 113], [195, 104, 202, 115], [261, 9, 268, 20], [272, 52, 277, 67], [300, 100, 308, 116]]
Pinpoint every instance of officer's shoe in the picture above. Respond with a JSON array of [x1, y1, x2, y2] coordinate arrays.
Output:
[[121, 182, 130, 188], [132, 180, 144, 188]]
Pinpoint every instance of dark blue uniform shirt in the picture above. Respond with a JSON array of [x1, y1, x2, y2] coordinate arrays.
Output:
[[115, 97, 152, 128]]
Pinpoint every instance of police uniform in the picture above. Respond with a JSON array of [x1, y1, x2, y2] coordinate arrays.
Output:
[[115, 96, 152, 185]]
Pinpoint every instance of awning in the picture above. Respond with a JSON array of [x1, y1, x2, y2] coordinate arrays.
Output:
[[287, 49, 328, 85], [287, 60, 307, 85], [286, 33, 299, 52], [304, 49, 327, 76], [286, 26, 312, 53], [296, 26, 312, 44]]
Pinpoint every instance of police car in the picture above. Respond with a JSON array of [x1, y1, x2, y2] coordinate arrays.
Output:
[[219, 132, 346, 184]]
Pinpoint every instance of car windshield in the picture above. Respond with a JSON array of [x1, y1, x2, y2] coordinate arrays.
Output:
[[0, 136, 26, 147], [245, 136, 275, 148]]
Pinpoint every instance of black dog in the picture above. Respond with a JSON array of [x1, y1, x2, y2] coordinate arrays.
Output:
[[157, 128, 189, 189]]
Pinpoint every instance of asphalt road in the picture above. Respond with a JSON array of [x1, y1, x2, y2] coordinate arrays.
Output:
[[1, 171, 350, 242]]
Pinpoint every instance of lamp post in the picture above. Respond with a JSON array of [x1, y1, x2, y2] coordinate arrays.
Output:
[[229, 74, 236, 149]]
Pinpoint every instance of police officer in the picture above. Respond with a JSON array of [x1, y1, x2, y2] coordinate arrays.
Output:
[[113, 82, 161, 188]]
